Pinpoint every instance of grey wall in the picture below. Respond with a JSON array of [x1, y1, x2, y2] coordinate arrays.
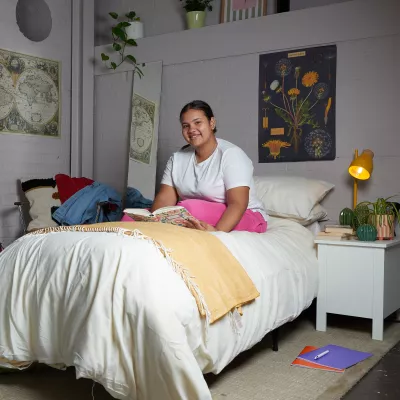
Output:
[[0, 0, 72, 246], [95, 0, 277, 44], [95, 0, 399, 224]]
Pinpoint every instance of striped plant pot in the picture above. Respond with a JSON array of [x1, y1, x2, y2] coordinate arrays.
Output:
[[370, 214, 395, 240]]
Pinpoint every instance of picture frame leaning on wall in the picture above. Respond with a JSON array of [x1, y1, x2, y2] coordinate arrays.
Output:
[[220, 0, 268, 23]]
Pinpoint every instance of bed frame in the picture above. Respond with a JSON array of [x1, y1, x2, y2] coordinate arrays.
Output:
[[272, 328, 280, 351]]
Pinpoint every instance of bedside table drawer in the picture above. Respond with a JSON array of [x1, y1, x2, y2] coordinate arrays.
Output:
[[323, 246, 375, 318]]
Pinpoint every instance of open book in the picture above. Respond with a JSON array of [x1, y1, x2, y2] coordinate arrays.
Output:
[[123, 206, 199, 227]]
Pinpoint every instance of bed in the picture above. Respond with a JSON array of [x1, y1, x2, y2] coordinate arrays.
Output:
[[0, 175, 334, 400]]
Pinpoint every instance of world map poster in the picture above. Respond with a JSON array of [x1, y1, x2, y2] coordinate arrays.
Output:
[[0, 48, 60, 137], [129, 93, 156, 165], [258, 45, 337, 163]]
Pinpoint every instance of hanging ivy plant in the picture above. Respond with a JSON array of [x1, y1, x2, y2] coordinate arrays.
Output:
[[100, 11, 144, 78]]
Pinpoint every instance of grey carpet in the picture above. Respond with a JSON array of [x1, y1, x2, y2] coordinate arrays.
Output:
[[1, 312, 400, 400]]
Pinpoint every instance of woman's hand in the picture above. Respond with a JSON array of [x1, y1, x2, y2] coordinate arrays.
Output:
[[185, 218, 217, 232]]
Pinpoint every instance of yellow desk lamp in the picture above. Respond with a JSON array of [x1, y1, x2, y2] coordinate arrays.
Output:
[[348, 149, 374, 210]]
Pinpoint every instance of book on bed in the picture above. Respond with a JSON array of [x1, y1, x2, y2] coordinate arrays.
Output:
[[123, 206, 199, 227]]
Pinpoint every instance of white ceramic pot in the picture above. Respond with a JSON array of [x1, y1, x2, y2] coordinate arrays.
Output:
[[125, 21, 144, 40]]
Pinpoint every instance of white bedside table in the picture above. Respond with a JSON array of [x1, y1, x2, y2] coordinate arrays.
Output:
[[315, 237, 400, 340]]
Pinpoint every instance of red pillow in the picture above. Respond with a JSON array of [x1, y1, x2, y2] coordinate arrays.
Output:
[[55, 174, 94, 203]]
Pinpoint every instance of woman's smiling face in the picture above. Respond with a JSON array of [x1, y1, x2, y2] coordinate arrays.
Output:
[[181, 109, 216, 149]]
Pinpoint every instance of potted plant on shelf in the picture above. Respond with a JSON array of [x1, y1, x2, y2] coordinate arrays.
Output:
[[100, 11, 144, 77], [179, 0, 214, 29], [356, 196, 400, 240], [124, 11, 144, 40]]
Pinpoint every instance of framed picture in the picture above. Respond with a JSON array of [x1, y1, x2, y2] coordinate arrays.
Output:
[[220, 0, 268, 23], [258, 45, 337, 163]]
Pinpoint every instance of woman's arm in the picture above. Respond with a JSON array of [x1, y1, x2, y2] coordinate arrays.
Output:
[[150, 184, 178, 212], [214, 186, 249, 232]]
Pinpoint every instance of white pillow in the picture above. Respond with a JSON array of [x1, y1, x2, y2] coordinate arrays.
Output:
[[278, 203, 329, 226], [253, 176, 334, 225], [21, 178, 61, 232]]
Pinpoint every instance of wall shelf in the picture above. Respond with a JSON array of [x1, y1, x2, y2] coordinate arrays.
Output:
[[94, 0, 398, 76]]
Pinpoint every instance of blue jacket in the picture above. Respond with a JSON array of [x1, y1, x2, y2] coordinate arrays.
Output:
[[52, 182, 122, 226], [125, 186, 153, 209]]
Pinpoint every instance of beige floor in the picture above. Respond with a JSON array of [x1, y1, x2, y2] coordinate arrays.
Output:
[[1, 313, 400, 400]]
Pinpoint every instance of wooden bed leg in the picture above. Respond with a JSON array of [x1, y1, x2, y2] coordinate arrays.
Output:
[[272, 328, 279, 352]]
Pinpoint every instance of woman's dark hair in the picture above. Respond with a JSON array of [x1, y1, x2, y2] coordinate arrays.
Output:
[[179, 100, 217, 133]]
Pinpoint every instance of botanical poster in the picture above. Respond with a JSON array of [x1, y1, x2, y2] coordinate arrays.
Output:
[[258, 45, 337, 162], [0, 48, 60, 137]]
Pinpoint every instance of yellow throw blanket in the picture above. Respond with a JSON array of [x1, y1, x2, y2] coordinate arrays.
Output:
[[30, 222, 260, 324]]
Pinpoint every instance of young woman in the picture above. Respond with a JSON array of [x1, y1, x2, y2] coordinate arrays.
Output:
[[151, 100, 268, 233]]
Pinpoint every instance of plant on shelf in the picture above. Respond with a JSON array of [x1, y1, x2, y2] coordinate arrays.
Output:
[[179, 0, 214, 29], [179, 0, 213, 12], [355, 196, 400, 239], [100, 11, 144, 77]]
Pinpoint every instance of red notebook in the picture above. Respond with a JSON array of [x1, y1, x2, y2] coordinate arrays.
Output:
[[291, 346, 344, 373]]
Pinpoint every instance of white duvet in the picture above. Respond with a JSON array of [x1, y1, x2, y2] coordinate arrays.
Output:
[[0, 217, 318, 400]]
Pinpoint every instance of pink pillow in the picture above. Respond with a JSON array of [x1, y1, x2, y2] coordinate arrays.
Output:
[[121, 213, 134, 222]]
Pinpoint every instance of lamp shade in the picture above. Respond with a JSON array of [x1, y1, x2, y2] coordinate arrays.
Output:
[[348, 149, 374, 180]]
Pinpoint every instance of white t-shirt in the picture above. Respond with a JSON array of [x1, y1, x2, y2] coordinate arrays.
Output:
[[161, 138, 268, 220]]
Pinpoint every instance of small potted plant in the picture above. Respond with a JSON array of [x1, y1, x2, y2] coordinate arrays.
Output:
[[357, 196, 400, 240], [179, 0, 214, 29], [124, 11, 144, 40]]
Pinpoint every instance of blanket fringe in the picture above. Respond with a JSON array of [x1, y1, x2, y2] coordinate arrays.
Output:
[[27, 226, 212, 338]]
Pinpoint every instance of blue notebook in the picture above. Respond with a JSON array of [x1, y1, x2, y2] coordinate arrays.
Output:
[[297, 344, 372, 370]]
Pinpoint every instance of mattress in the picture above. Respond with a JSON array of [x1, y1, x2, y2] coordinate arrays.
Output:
[[0, 217, 318, 400]]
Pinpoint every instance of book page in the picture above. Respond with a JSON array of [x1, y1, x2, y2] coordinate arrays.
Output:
[[124, 206, 198, 227], [154, 206, 184, 215], [123, 208, 151, 216]]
